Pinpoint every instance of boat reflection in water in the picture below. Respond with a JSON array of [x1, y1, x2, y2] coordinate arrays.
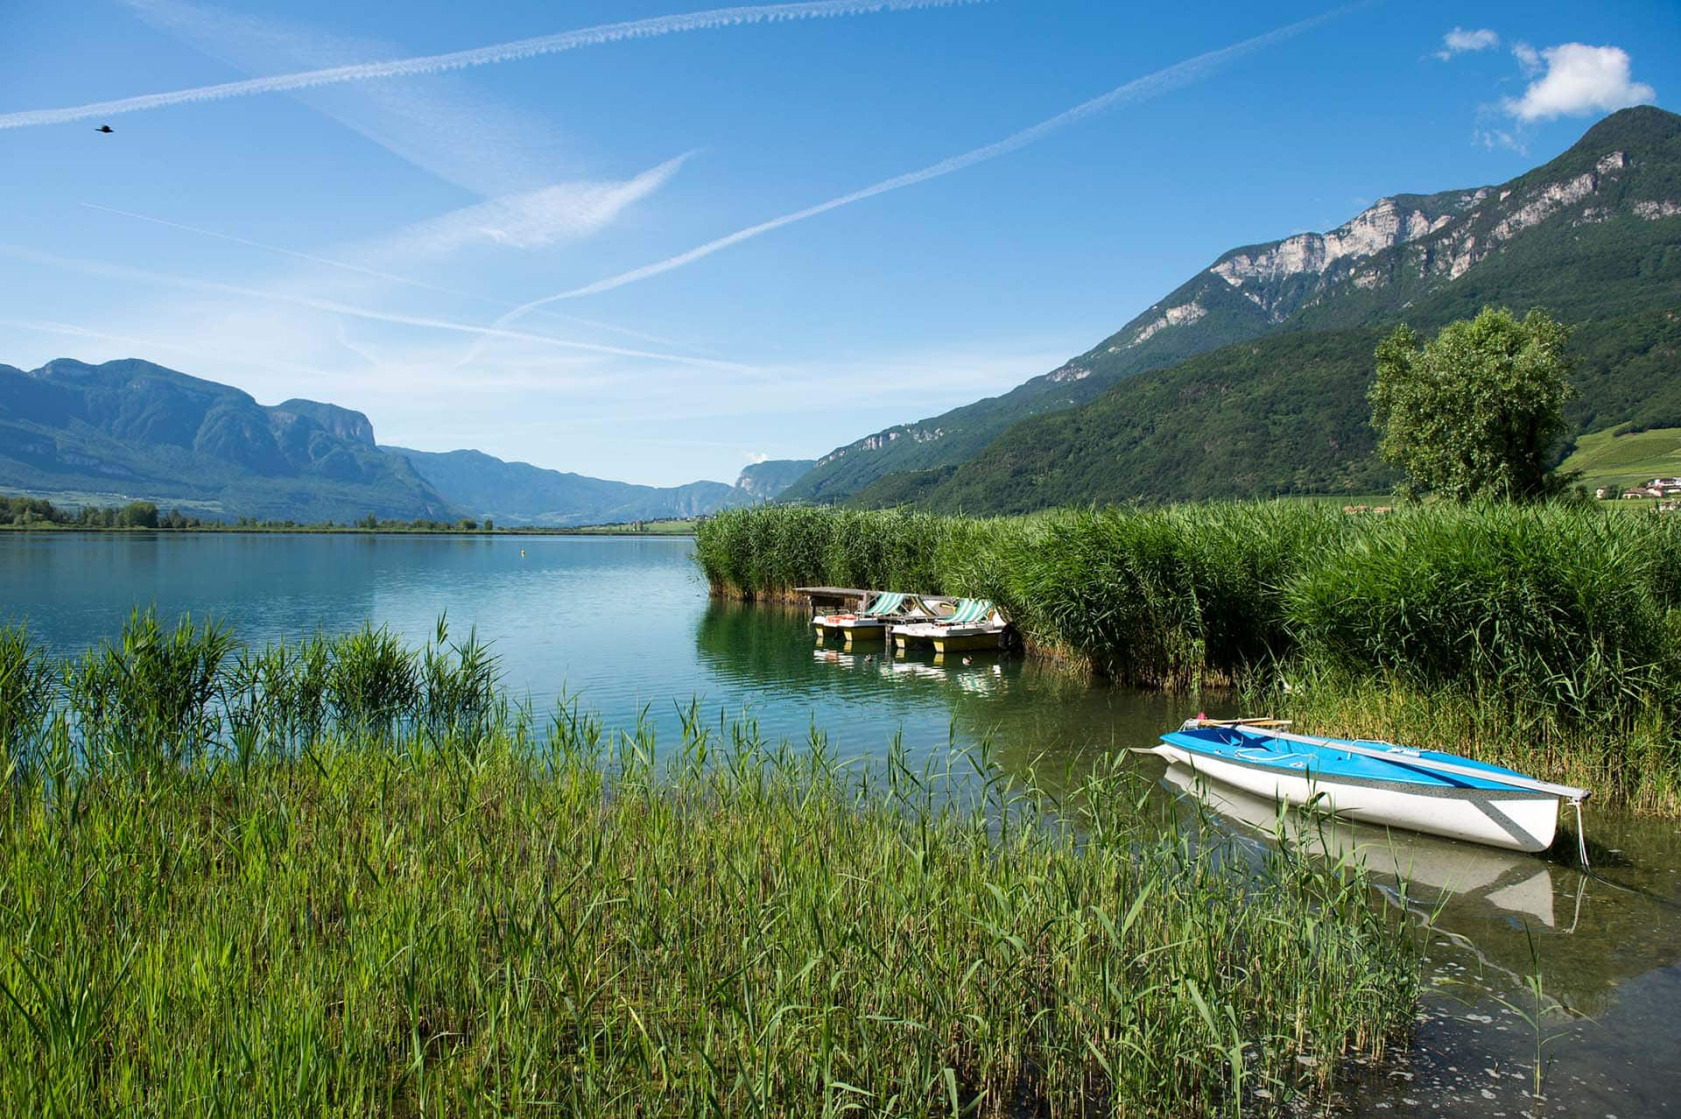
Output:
[[812, 647, 1009, 695], [1159, 762, 1579, 930]]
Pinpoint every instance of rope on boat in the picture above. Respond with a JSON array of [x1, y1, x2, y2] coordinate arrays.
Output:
[[1572, 797, 1589, 869]]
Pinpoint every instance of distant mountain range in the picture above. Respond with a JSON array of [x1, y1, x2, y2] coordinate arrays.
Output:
[[781, 106, 1681, 511], [0, 357, 812, 524], [7, 109, 1676, 521]]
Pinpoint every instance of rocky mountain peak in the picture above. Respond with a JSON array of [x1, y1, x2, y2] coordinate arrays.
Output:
[[269, 399, 377, 447]]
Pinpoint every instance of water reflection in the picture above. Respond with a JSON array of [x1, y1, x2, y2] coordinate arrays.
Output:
[[1160, 761, 1681, 1116]]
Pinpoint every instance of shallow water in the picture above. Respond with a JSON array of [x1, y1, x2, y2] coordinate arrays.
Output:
[[4, 531, 1679, 1114]]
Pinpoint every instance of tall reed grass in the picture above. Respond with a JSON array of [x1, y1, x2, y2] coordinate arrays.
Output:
[[696, 502, 1681, 805], [0, 622, 1418, 1116]]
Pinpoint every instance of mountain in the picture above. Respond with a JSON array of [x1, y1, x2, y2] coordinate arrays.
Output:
[[791, 106, 1681, 507], [734, 459, 817, 499], [0, 358, 455, 522], [386, 447, 755, 527], [0, 358, 776, 525]]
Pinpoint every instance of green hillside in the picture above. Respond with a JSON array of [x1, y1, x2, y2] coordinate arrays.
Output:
[[387, 447, 750, 528], [0, 358, 457, 522], [0, 358, 778, 525], [849, 330, 1396, 512], [793, 106, 1681, 506], [1560, 425, 1681, 494], [855, 304, 1680, 514]]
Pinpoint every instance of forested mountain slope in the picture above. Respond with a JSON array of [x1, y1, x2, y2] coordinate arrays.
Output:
[[793, 106, 1681, 507]]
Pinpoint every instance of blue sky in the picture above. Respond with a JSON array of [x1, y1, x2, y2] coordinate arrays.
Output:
[[1, 0, 1675, 485]]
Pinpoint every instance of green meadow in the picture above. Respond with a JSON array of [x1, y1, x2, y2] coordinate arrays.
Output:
[[1560, 425, 1681, 495]]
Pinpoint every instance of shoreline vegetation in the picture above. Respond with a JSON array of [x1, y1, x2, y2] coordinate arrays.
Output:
[[0, 614, 1417, 1115], [695, 503, 1681, 813], [0, 494, 697, 535]]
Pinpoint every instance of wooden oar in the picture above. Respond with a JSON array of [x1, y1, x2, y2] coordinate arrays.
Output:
[[1230, 724, 1591, 802], [1193, 717, 1293, 728]]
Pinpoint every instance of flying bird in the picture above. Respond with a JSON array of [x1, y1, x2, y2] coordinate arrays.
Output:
[[95, 125, 113, 133]]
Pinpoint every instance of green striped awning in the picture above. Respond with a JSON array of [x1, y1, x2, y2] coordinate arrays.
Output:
[[864, 591, 907, 616], [944, 598, 994, 625]]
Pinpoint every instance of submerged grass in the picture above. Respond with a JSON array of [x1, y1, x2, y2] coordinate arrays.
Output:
[[0, 619, 1419, 1116], [697, 502, 1681, 807]]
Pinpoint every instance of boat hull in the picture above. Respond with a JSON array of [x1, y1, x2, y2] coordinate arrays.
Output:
[[813, 617, 890, 647], [931, 629, 1005, 653], [1150, 743, 1561, 853], [891, 622, 1005, 653]]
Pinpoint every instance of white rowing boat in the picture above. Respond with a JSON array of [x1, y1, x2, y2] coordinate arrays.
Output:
[[1145, 719, 1590, 855]]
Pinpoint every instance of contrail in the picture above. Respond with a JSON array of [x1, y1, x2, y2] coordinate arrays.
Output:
[[488, 5, 1359, 326], [0, 244, 759, 373], [79, 201, 704, 350], [0, 316, 347, 381], [0, 0, 980, 129], [81, 202, 474, 300]]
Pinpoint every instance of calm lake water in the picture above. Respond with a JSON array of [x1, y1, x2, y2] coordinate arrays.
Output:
[[4, 532, 1680, 1115]]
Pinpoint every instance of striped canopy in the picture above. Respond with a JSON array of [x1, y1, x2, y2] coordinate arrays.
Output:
[[863, 591, 908, 616], [942, 598, 994, 625]]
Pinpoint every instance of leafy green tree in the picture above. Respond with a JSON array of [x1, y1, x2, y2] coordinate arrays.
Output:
[[1370, 307, 1577, 502], [118, 501, 160, 528]]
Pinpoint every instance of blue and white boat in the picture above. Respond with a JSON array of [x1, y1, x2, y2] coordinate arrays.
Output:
[[1147, 720, 1590, 853]]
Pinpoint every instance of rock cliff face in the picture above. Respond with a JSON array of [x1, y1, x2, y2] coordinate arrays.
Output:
[[734, 459, 817, 499], [779, 106, 1681, 505]]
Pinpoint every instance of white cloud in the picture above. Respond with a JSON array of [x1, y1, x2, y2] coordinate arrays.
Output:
[[371, 155, 693, 258], [1502, 43, 1656, 122], [1511, 41, 1542, 76], [1435, 27, 1498, 61], [1475, 126, 1524, 153]]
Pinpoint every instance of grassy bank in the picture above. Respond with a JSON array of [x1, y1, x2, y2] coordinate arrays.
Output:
[[695, 503, 1681, 809], [0, 616, 1416, 1116]]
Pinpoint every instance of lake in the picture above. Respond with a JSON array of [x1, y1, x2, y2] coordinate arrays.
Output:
[[4, 531, 1680, 1115]]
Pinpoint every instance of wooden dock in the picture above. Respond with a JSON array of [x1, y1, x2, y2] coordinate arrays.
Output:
[[795, 586, 872, 614]]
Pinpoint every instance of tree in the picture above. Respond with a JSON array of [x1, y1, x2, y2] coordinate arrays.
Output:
[[117, 501, 159, 528], [1370, 307, 1577, 502]]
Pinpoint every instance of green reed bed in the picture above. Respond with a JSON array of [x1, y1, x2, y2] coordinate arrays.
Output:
[[1263, 667, 1681, 814], [0, 617, 1417, 1116], [696, 502, 1681, 806]]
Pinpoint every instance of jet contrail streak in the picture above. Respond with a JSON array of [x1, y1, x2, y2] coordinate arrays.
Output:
[[80, 202, 473, 300], [487, 5, 1359, 326], [79, 201, 699, 351], [0, 244, 759, 373], [0, 0, 980, 129]]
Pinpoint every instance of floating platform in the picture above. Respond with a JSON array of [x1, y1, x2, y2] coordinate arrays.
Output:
[[891, 622, 1007, 654], [888, 597, 1008, 655], [813, 590, 927, 649]]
